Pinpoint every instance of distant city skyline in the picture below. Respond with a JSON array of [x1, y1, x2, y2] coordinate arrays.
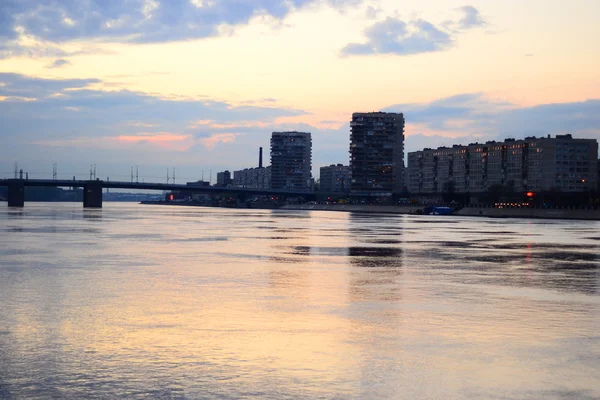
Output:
[[1, 0, 599, 182]]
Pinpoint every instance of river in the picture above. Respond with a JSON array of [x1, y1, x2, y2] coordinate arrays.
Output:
[[1, 203, 599, 399]]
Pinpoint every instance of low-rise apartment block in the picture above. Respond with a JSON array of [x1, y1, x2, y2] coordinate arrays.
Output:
[[216, 170, 232, 187], [407, 134, 598, 194], [319, 164, 351, 193], [233, 166, 271, 189]]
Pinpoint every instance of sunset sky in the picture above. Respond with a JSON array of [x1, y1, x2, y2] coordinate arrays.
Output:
[[1, 0, 599, 182]]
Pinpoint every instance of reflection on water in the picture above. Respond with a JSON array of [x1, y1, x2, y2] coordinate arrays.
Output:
[[0, 203, 599, 399], [83, 210, 102, 220]]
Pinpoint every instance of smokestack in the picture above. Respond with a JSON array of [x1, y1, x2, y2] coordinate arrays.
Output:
[[259, 147, 263, 168]]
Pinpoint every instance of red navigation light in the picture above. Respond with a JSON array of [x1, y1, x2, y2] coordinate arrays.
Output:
[[526, 192, 535, 198], [168, 194, 174, 201]]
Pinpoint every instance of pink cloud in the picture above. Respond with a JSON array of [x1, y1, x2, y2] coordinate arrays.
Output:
[[116, 132, 194, 151], [188, 119, 214, 128], [405, 122, 476, 139], [208, 121, 271, 129], [117, 132, 190, 143], [188, 120, 272, 129], [199, 133, 237, 150]]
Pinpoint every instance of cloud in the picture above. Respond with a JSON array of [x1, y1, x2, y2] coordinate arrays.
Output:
[[0, 72, 317, 180], [0, 72, 308, 153], [46, 58, 71, 68], [198, 133, 238, 150], [365, 5, 380, 19], [403, 133, 475, 154], [342, 5, 485, 56], [117, 132, 195, 151], [384, 94, 600, 147], [118, 132, 191, 143], [0, 72, 99, 99], [457, 5, 486, 30], [193, 121, 270, 129], [0, 40, 70, 59], [0, 0, 362, 58], [384, 93, 511, 131]]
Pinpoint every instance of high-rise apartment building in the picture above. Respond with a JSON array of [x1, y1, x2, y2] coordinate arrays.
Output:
[[319, 164, 351, 193], [349, 112, 405, 195], [270, 131, 312, 192], [407, 134, 598, 194]]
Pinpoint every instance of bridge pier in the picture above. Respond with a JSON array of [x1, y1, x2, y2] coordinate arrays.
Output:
[[8, 180, 25, 207], [83, 181, 103, 208]]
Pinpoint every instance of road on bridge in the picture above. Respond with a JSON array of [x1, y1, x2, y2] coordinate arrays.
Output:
[[0, 178, 316, 208]]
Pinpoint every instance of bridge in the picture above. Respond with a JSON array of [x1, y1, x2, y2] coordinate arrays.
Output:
[[0, 179, 315, 208]]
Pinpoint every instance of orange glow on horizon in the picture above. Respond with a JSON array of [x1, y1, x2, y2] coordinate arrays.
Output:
[[117, 133, 191, 143]]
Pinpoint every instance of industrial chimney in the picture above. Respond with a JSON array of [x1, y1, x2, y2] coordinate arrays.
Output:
[[259, 147, 263, 168]]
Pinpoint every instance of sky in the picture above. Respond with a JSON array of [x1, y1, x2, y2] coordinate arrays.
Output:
[[0, 0, 599, 183]]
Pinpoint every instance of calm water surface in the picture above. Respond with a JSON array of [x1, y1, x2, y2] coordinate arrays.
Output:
[[0, 203, 599, 399]]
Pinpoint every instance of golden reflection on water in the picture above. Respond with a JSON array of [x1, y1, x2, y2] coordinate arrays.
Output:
[[0, 203, 599, 399]]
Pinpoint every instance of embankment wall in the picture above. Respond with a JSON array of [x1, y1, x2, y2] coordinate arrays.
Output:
[[280, 204, 600, 220]]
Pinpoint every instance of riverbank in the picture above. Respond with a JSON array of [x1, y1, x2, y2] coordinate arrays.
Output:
[[279, 204, 600, 220], [139, 201, 600, 220], [456, 207, 600, 220]]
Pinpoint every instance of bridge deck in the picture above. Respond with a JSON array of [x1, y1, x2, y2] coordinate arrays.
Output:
[[0, 179, 314, 197]]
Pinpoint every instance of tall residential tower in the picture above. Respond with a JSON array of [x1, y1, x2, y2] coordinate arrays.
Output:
[[270, 131, 312, 192], [349, 112, 405, 196]]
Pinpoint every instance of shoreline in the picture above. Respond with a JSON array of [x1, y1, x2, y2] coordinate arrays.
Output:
[[139, 201, 600, 221], [279, 204, 600, 220]]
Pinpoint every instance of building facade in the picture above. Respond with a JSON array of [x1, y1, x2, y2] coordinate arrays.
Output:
[[270, 131, 312, 192], [232, 167, 271, 189], [349, 112, 405, 196], [319, 164, 351, 193], [216, 170, 232, 187], [597, 159, 600, 191], [407, 134, 599, 194]]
